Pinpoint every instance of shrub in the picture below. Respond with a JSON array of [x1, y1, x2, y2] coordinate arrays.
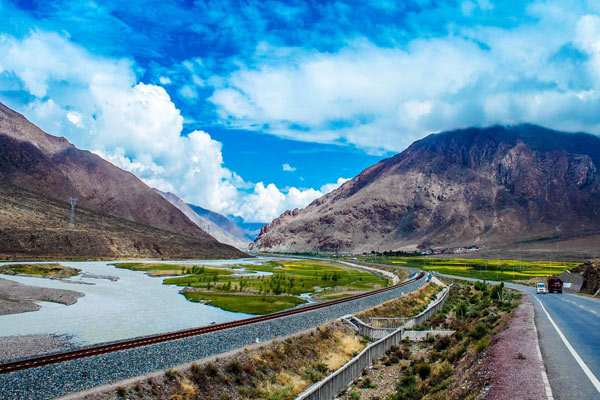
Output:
[[416, 362, 431, 380], [392, 373, 419, 400], [429, 361, 453, 387], [116, 386, 127, 397], [447, 345, 466, 363], [455, 302, 469, 319], [316, 363, 329, 374], [226, 359, 242, 375], [434, 335, 451, 351], [349, 390, 361, 400], [475, 337, 491, 353], [359, 377, 376, 388], [491, 283, 504, 301], [303, 368, 325, 383], [469, 322, 489, 340], [165, 369, 178, 380], [205, 362, 219, 377]]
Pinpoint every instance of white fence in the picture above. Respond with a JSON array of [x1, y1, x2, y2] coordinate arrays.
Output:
[[296, 285, 453, 400]]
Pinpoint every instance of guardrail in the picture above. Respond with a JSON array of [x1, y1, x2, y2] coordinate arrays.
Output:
[[297, 284, 453, 400]]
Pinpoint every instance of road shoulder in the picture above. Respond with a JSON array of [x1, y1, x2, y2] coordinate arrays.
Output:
[[484, 294, 551, 400]]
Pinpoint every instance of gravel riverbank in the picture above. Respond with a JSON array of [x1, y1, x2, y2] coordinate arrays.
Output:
[[0, 334, 74, 362], [0, 278, 84, 315], [0, 276, 425, 400]]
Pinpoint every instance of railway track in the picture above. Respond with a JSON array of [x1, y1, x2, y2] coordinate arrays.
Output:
[[0, 271, 424, 375]]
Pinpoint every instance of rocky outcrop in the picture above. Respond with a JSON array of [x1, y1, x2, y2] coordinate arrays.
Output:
[[254, 124, 600, 253], [571, 260, 600, 295]]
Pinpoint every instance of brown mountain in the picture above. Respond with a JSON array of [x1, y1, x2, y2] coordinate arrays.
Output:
[[0, 102, 245, 259], [154, 189, 251, 250], [253, 125, 600, 256]]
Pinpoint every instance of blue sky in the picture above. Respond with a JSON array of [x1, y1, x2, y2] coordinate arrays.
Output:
[[1, 0, 600, 223]]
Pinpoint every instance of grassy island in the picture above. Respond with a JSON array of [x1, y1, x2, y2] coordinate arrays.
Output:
[[111, 260, 388, 314], [0, 263, 80, 278]]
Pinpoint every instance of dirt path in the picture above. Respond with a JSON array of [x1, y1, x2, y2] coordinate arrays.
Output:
[[484, 294, 551, 400]]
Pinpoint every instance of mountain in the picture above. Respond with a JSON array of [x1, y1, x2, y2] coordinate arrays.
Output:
[[253, 125, 600, 256], [0, 101, 245, 259], [0, 183, 245, 259], [154, 189, 251, 250], [187, 204, 254, 245]]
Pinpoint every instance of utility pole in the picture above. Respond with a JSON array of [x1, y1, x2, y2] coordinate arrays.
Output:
[[69, 197, 78, 229]]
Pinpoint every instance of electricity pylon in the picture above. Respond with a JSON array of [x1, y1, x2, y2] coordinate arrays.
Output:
[[69, 197, 78, 229]]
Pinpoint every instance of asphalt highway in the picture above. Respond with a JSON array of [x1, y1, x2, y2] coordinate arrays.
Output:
[[437, 272, 600, 400], [521, 287, 600, 400]]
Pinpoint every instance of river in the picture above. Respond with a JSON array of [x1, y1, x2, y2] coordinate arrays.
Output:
[[0, 258, 276, 344]]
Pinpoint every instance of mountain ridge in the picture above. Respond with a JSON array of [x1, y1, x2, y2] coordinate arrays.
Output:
[[254, 124, 600, 255], [0, 101, 245, 259]]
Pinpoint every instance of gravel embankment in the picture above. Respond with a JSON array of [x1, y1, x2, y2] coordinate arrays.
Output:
[[0, 277, 425, 400], [0, 278, 84, 315], [0, 335, 74, 362]]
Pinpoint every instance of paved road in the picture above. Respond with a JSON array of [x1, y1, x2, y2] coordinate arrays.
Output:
[[434, 272, 600, 400], [522, 288, 600, 400]]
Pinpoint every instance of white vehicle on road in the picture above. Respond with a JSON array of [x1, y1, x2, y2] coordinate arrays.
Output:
[[536, 282, 547, 294]]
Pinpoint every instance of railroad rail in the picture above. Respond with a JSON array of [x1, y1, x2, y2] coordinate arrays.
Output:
[[0, 271, 424, 375]]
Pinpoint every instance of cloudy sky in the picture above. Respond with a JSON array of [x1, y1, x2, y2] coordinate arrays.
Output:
[[1, 0, 600, 223]]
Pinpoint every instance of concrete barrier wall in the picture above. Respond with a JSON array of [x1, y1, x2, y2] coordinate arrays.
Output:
[[402, 329, 455, 341], [297, 285, 453, 400]]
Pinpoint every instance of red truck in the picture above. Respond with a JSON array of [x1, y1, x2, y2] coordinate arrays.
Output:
[[547, 276, 563, 293]]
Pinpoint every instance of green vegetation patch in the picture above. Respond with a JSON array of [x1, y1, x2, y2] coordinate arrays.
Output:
[[111, 262, 233, 277], [182, 291, 307, 315], [0, 263, 80, 278], [118, 259, 387, 314], [356, 256, 577, 281], [164, 259, 387, 296]]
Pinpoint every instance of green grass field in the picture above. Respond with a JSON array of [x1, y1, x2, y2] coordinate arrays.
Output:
[[162, 260, 387, 295], [182, 292, 307, 314], [114, 259, 387, 314], [355, 256, 578, 281]]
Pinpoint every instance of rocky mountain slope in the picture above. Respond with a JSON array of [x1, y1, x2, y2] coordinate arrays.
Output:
[[0, 183, 244, 259], [254, 125, 600, 254], [0, 102, 206, 239], [154, 189, 251, 250], [0, 101, 245, 259]]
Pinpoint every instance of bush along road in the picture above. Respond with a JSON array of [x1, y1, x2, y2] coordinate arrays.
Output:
[[434, 271, 600, 400]]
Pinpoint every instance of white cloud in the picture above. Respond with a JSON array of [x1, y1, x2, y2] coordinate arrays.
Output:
[[66, 111, 83, 127], [282, 163, 296, 172], [233, 177, 349, 223], [319, 177, 350, 194], [208, 5, 600, 153], [0, 30, 335, 223], [159, 76, 172, 85]]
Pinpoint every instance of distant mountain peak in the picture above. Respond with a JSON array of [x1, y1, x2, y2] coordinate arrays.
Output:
[[153, 189, 251, 250]]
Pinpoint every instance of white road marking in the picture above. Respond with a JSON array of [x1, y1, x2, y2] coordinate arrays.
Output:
[[532, 308, 554, 400], [535, 297, 600, 393]]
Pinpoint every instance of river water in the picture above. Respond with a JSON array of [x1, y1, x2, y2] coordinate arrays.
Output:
[[0, 258, 277, 344]]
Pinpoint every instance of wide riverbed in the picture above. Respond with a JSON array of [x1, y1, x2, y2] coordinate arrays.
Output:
[[0, 258, 276, 344]]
